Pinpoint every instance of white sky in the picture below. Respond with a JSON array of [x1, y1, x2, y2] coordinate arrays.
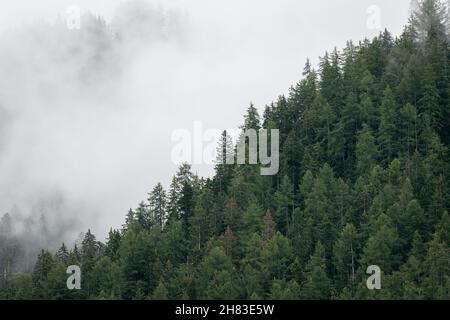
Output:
[[0, 0, 413, 239]]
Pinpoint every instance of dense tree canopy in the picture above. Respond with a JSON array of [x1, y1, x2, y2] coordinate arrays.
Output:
[[1, 0, 449, 300]]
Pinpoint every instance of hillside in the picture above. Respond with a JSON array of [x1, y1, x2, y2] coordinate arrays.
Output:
[[0, 0, 449, 300]]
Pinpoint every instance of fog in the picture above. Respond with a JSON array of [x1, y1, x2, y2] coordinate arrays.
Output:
[[0, 0, 411, 252]]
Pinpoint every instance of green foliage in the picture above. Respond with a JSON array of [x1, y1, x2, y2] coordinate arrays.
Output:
[[198, 247, 241, 299], [302, 242, 332, 300], [356, 124, 378, 176], [2, 1, 450, 300]]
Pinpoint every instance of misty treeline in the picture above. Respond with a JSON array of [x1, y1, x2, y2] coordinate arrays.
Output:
[[0, 194, 83, 275], [0, 1, 188, 276], [0, 0, 187, 102], [1, 0, 450, 300]]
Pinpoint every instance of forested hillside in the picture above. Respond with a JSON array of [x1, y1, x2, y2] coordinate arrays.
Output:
[[1, 0, 449, 300]]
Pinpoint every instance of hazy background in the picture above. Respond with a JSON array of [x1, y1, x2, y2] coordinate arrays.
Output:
[[0, 0, 411, 249]]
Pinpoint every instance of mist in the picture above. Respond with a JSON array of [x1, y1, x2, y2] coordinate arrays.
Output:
[[0, 0, 411, 262]]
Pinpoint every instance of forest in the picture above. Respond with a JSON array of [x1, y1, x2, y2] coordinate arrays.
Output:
[[0, 0, 449, 300]]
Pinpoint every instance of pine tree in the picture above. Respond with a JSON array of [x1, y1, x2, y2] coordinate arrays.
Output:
[[361, 214, 401, 274], [135, 201, 152, 230], [198, 247, 241, 299], [214, 130, 235, 194], [89, 256, 121, 299], [320, 49, 344, 111], [422, 233, 450, 299], [399, 103, 419, 157], [167, 177, 180, 221], [333, 224, 359, 292], [338, 92, 360, 174], [289, 59, 318, 119], [167, 163, 194, 222], [242, 199, 265, 237], [243, 103, 261, 131], [262, 232, 293, 280], [190, 188, 215, 252], [302, 241, 331, 300], [152, 281, 169, 300], [69, 245, 81, 265], [419, 63, 441, 130], [148, 183, 167, 230], [81, 229, 99, 266], [55, 243, 69, 265], [378, 86, 399, 164], [359, 93, 378, 130], [411, 0, 448, 42], [356, 124, 378, 177], [105, 229, 122, 261], [273, 175, 294, 234], [32, 250, 55, 298], [122, 209, 135, 233], [262, 211, 277, 242]]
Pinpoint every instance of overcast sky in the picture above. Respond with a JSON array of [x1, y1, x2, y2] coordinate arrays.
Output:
[[0, 0, 412, 240]]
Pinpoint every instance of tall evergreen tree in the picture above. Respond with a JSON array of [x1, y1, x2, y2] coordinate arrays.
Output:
[[148, 183, 167, 230], [302, 241, 331, 300], [378, 86, 399, 164]]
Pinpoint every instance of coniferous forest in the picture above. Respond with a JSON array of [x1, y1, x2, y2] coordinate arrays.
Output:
[[1, 0, 449, 300]]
